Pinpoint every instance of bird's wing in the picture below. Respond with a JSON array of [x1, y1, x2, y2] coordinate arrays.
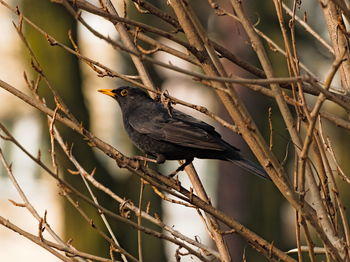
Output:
[[172, 109, 216, 133], [128, 109, 228, 151]]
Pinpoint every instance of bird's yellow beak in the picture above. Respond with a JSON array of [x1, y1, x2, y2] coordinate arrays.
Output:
[[98, 89, 115, 97]]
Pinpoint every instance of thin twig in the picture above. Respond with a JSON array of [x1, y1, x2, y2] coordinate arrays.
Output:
[[137, 179, 144, 262], [52, 125, 130, 262], [282, 3, 334, 54]]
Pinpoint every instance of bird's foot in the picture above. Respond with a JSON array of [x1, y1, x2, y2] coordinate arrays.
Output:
[[168, 170, 178, 178], [168, 166, 184, 178], [168, 158, 194, 177], [131, 155, 158, 163], [132, 159, 141, 170], [117, 156, 143, 170], [117, 156, 130, 168], [128, 154, 167, 171], [130, 155, 166, 170]]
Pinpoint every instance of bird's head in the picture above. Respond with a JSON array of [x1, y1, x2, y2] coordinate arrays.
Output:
[[98, 86, 152, 110]]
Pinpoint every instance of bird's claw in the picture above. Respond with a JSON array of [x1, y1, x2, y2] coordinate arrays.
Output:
[[169, 158, 193, 177], [168, 171, 178, 178], [117, 156, 142, 170], [131, 155, 158, 163], [133, 160, 141, 170], [117, 158, 128, 168]]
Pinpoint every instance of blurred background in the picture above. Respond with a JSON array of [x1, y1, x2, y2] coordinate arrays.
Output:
[[0, 0, 347, 261]]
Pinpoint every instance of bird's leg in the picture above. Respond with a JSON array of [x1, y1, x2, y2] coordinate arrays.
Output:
[[131, 155, 158, 163], [127, 155, 155, 170], [169, 158, 194, 177], [130, 154, 166, 170]]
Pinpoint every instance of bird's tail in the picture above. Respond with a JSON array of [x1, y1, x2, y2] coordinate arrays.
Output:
[[229, 158, 271, 181]]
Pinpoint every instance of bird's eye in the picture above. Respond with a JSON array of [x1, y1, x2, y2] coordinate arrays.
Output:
[[120, 89, 128, 96]]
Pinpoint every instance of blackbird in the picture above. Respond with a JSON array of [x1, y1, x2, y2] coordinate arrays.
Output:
[[98, 86, 269, 180]]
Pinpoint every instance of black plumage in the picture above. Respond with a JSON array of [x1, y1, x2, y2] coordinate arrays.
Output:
[[98, 86, 269, 180]]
